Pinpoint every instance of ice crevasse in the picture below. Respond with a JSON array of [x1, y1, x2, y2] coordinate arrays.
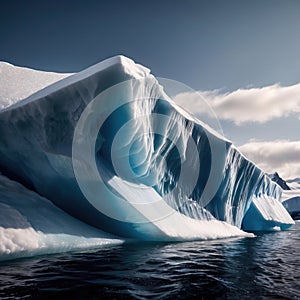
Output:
[[0, 56, 294, 256]]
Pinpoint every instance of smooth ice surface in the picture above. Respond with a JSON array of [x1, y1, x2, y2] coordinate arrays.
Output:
[[282, 197, 300, 218], [107, 175, 249, 240], [0, 173, 123, 261], [242, 194, 294, 231], [281, 188, 300, 218], [282, 188, 300, 218], [0, 56, 294, 259]]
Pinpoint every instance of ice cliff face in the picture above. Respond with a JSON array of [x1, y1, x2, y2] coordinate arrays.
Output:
[[0, 56, 294, 246]]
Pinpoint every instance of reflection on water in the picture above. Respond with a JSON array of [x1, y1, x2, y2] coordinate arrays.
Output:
[[1, 222, 300, 299]]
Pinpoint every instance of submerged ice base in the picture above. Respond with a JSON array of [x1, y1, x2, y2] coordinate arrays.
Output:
[[0, 173, 123, 261], [0, 56, 294, 253]]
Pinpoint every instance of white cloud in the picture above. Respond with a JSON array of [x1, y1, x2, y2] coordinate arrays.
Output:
[[238, 140, 300, 180], [172, 83, 300, 179], [173, 83, 300, 125]]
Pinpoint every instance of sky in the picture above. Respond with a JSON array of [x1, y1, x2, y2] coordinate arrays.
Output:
[[1, 0, 299, 179]]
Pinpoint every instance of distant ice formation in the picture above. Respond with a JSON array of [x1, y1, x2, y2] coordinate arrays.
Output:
[[0, 56, 294, 260], [282, 188, 300, 220]]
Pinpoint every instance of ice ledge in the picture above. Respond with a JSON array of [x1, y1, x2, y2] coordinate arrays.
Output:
[[87, 55, 151, 79], [1, 55, 152, 112], [0, 62, 71, 111]]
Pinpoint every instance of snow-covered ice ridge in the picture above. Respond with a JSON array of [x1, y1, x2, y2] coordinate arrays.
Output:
[[0, 61, 71, 110], [0, 56, 294, 259]]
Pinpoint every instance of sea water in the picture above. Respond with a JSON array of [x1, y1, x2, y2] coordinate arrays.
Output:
[[1, 222, 299, 299]]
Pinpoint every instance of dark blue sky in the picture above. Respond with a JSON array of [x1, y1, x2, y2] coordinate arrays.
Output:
[[1, 0, 300, 91]]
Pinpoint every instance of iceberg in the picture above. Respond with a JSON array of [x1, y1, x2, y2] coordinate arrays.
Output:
[[0, 55, 294, 256], [0, 173, 123, 261], [282, 196, 300, 219], [281, 189, 300, 219], [0, 61, 71, 110]]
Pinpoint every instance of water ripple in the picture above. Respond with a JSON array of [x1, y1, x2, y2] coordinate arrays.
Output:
[[1, 223, 300, 299]]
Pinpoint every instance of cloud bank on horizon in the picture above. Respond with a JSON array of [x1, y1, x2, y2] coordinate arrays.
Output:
[[239, 140, 300, 180], [174, 83, 300, 180], [174, 83, 300, 125]]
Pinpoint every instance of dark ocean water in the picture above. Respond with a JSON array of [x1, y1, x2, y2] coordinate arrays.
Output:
[[1, 222, 300, 300]]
